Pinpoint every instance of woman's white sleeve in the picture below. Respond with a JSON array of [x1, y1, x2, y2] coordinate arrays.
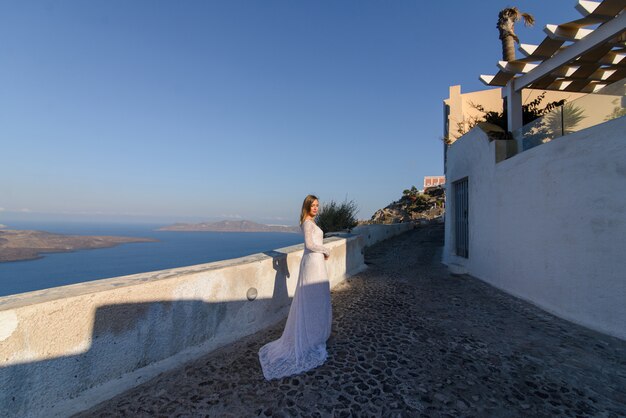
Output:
[[303, 222, 330, 256]]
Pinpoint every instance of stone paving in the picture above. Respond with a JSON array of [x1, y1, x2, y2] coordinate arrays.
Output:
[[77, 224, 626, 417]]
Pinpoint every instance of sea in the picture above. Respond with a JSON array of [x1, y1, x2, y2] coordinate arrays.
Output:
[[0, 221, 304, 298]]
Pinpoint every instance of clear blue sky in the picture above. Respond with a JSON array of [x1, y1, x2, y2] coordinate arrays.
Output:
[[0, 1, 581, 225]]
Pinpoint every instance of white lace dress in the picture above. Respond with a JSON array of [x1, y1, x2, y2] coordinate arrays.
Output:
[[258, 219, 332, 380]]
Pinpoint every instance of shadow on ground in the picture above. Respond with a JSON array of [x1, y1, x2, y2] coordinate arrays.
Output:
[[77, 224, 626, 417]]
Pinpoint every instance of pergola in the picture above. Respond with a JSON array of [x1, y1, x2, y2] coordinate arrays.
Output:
[[479, 0, 626, 132]]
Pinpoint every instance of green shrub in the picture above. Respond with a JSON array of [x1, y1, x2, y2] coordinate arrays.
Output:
[[317, 199, 359, 234], [407, 194, 431, 212], [402, 186, 419, 198]]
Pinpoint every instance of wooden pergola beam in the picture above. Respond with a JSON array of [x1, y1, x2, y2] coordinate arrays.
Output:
[[544, 24, 595, 41], [497, 61, 539, 74], [576, 0, 626, 18], [479, 71, 515, 87], [514, 11, 626, 92], [576, 1, 602, 16], [477, 0, 626, 133], [518, 39, 565, 61]]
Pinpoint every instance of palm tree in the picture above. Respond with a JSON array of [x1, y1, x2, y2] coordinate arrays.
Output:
[[497, 7, 535, 61]]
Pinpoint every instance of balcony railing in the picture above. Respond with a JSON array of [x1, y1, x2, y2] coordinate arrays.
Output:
[[513, 78, 626, 152]]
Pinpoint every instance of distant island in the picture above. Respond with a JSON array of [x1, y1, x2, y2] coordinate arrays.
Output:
[[0, 229, 157, 263], [158, 220, 301, 233]]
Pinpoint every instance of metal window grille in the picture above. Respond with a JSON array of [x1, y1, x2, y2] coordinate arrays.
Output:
[[454, 178, 469, 258]]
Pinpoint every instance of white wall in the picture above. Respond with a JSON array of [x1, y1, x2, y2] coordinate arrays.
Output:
[[0, 222, 412, 417], [443, 116, 626, 341], [352, 223, 414, 248]]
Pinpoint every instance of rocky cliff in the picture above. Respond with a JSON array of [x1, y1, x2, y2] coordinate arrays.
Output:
[[369, 185, 445, 224]]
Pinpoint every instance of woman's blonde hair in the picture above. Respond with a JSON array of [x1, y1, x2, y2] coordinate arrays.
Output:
[[300, 195, 319, 225]]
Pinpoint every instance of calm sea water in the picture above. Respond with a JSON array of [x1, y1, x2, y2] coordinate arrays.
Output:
[[0, 221, 303, 298]]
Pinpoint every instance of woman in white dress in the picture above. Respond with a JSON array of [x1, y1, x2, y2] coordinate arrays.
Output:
[[258, 195, 332, 380]]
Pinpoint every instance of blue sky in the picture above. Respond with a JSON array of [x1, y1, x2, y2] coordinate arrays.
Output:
[[0, 1, 582, 225]]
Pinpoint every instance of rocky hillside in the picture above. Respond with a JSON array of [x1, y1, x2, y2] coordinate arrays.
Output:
[[369, 185, 445, 224]]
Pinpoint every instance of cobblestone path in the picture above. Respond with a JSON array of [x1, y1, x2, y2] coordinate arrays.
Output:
[[77, 224, 626, 417]]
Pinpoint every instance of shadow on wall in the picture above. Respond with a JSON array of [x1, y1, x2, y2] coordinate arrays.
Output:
[[0, 251, 298, 418], [264, 250, 291, 313]]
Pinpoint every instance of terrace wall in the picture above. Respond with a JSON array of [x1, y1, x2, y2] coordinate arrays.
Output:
[[0, 223, 412, 417]]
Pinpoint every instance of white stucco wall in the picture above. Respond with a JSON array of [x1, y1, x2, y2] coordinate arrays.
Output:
[[352, 223, 414, 248], [443, 116, 626, 341], [0, 222, 412, 417]]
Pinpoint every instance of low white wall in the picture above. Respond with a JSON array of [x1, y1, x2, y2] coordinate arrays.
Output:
[[352, 223, 414, 247], [443, 117, 626, 340], [0, 222, 413, 418], [0, 235, 365, 418]]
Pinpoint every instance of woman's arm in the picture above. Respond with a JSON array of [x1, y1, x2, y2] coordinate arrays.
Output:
[[303, 221, 330, 256]]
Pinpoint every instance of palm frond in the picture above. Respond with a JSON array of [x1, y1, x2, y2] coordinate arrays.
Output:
[[521, 12, 535, 27]]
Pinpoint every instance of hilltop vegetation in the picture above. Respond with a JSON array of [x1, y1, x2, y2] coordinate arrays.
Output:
[[369, 185, 445, 224]]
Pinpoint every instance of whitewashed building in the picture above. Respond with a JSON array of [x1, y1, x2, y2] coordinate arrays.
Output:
[[443, 1, 626, 340]]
